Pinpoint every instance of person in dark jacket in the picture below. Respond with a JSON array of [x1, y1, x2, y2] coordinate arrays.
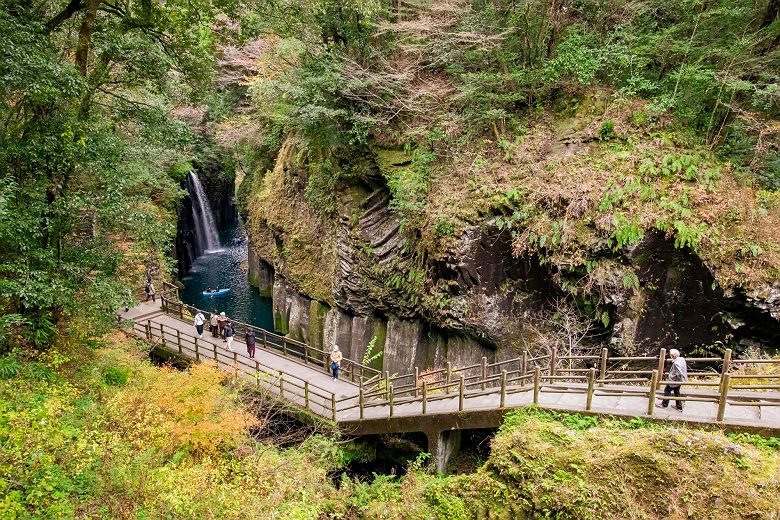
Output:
[[246, 330, 256, 358], [145, 279, 156, 303], [223, 321, 234, 352]]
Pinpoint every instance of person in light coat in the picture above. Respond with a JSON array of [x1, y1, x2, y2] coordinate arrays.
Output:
[[330, 345, 343, 381], [193, 311, 205, 339], [209, 310, 219, 337], [658, 348, 688, 411]]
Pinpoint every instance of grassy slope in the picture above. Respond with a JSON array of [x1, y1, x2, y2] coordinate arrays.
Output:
[[2, 334, 779, 519]]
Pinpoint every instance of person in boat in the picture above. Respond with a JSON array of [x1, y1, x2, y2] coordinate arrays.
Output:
[[223, 320, 234, 352], [193, 311, 206, 339], [210, 310, 219, 337], [330, 345, 343, 381], [245, 329, 256, 359]]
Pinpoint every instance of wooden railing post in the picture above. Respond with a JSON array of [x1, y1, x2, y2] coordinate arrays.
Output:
[[331, 393, 337, 421], [304, 381, 309, 407], [179, 303, 183, 319], [481, 356, 487, 390], [647, 370, 659, 416], [384, 371, 390, 399], [389, 383, 394, 417], [255, 361, 260, 386], [177, 330, 182, 354], [717, 374, 731, 421], [278, 371, 284, 397], [458, 374, 465, 411], [657, 348, 667, 380], [146, 319, 152, 341], [599, 347, 608, 387], [350, 362, 355, 383], [550, 349, 557, 376], [359, 387, 364, 419], [233, 352, 238, 377], [533, 367, 541, 405], [586, 367, 595, 411], [282, 338, 288, 357], [213, 343, 218, 364], [194, 337, 199, 361], [159, 323, 165, 347], [414, 367, 419, 397], [303, 344, 308, 364], [719, 348, 732, 396], [500, 370, 507, 408], [520, 350, 528, 386], [445, 362, 452, 394], [422, 381, 427, 415]]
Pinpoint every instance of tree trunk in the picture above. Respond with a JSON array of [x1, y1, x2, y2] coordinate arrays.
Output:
[[762, 0, 779, 28], [75, 0, 101, 76]]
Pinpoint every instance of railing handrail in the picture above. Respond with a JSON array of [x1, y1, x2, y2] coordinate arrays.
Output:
[[156, 294, 381, 384], [130, 317, 342, 420]]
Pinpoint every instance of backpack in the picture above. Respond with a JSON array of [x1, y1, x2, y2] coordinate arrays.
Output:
[[144, 282, 150, 294]]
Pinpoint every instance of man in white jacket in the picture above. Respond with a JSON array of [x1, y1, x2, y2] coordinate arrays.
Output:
[[658, 349, 688, 411], [194, 311, 206, 339]]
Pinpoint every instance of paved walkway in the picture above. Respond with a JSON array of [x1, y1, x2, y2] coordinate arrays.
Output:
[[120, 301, 780, 433]]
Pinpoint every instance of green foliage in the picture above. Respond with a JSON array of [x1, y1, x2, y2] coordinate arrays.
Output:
[[433, 218, 455, 237], [610, 213, 644, 249], [0, 1, 229, 346], [384, 147, 436, 219], [598, 120, 616, 141], [361, 335, 382, 366], [0, 353, 21, 379], [727, 433, 780, 452], [169, 161, 194, 182]]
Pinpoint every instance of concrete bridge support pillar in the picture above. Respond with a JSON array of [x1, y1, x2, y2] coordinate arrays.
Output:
[[426, 429, 461, 474]]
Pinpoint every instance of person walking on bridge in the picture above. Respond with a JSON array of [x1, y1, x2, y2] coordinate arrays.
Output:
[[246, 330, 256, 359], [210, 310, 219, 337], [193, 311, 205, 339], [330, 345, 343, 381], [145, 278, 156, 303], [223, 320, 235, 352], [658, 349, 688, 411]]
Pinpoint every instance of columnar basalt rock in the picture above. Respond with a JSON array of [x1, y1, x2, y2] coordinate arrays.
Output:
[[246, 139, 780, 374]]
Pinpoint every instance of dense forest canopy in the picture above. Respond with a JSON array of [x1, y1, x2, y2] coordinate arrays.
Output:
[[1, 0, 779, 351], [0, 0, 239, 347]]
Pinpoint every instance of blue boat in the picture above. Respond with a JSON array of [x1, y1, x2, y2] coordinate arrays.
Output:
[[202, 288, 230, 297]]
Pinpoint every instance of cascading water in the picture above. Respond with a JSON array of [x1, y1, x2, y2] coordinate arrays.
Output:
[[188, 172, 221, 255]]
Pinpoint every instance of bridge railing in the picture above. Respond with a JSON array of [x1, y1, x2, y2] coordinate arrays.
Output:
[[350, 347, 780, 422], [132, 280, 180, 302], [159, 295, 381, 386], [130, 317, 342, 421]]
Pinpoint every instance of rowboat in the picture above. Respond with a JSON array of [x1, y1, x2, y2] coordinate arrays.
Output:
[[202, 288, 230, 297]]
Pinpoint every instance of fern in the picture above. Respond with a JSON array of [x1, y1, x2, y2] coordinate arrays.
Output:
[[361, 336, 382, 366]]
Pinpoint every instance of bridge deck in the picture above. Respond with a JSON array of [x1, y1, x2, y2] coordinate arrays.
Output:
[[119, 301, 780, 435]]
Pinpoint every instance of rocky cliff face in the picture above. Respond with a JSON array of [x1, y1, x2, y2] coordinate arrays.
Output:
[[246, 135, 780, 375]]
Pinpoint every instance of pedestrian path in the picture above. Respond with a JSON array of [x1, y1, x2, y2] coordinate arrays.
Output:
[[119, 299, 780, 447]]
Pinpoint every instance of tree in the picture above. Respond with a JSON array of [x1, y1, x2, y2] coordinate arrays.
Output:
[[0, 0, 236, 350]]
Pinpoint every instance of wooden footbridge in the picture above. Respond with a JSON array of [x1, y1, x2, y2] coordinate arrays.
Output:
[[120, 284, 780, 472]]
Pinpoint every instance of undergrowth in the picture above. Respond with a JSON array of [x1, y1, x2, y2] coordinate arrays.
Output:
[[2, 338, 778, 519]]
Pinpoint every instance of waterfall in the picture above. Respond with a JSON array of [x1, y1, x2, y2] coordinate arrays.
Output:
[[188, 172, 221, 255]]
